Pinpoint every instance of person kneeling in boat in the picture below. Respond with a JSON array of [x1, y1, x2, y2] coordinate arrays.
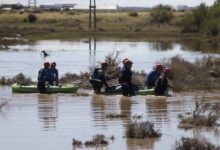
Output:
[[145, 64, 164, 89], [37, 62, 51, 93], [90, 62, 110, 94], [154, 68, 171, 96], [49, 62, 59, 86], [119, 60, 136, 96]]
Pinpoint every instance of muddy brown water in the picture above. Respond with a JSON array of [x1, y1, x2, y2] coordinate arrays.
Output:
[[0, 86, 220, 150]]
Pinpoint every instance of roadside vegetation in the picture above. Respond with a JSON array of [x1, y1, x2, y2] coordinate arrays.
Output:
[[1, 1, 220, 42], [181, 0, 220, 37]]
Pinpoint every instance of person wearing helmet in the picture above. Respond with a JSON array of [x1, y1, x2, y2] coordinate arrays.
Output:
[[120, 58, 129, 71], [37, 62, 51, 93], [49, 62, 59, 86], [144, 64, 164, 89], [154, 68, 171, 96], [119, 60, 135, 96], [90, 62, 109, 94]]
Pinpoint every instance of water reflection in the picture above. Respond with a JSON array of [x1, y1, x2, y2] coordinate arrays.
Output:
[[149, 41, 174, 51], [127, 138, 158, 150], [91, 95, 107, 128], [145, 96, 169, 125], [38, 94, 58, 131], [89, 37, 96, 68]]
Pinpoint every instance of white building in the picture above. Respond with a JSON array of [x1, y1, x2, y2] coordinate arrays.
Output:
[[74, 4, 118, 10]]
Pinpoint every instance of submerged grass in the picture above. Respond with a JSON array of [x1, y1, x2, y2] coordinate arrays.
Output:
[[72, 139, 82, 146], [85, 134, 108, 146], [161, 56, 220, 92], [0, 73, 34, 85], [126, 121, 161, 138], [174, 137, 220, 150], [106, 113, 128, 118], [178, 100, 219, 129]]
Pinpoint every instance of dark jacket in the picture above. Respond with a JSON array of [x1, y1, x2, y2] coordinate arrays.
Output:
[[38, 68, 50, 83], [119, 67, 132, 85], [90, 67, 108, 87], [154, 74, 170, 96], [145, 70, 161, 88], [49, 68, 59, 85]]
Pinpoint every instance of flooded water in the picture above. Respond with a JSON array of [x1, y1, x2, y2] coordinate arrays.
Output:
[[0, 39, 219, 80], [0, 86, 220, 150], [0, 38, 220, 149]]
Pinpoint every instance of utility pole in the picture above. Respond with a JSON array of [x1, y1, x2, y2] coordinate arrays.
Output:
[[89, 0, 96, 30], [28, 0, 37, 8]]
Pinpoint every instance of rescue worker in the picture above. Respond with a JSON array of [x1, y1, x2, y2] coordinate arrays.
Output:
[[90, 62, 109, 93], [49, 62, 59, 86], [154, 68, 171, 96], [37, 62, 51, 93], [119, 60, 135, 96], [145, 64, 164, 89], [120, 58, 129, 71]]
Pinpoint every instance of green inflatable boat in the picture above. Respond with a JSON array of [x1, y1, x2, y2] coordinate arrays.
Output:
[[103, 85, 155, 96], [11, 83, 79, 93], [138, 88, 155, 95]]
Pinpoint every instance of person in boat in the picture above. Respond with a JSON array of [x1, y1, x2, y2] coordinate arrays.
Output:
[[144, 64, 164, 89], [90, 62, 110, 94], [119, 60, 136, 96], [41, 50, 49, 57], [49, 62, 59, 86], [154, 68, 171, 96], [37, 62, 51, 93]]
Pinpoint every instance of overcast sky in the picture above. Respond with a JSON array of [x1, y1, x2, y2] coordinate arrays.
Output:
[[0, 0, 216, 7]]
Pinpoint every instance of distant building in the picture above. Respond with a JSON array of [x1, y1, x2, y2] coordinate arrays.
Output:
[[0, 3, 23, 10], [74, 4, 118, 10], [118, 6, 150, 11], [39, 4, 75, 11], [177, 5, 192, 11]]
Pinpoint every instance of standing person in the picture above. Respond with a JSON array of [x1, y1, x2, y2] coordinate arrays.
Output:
[[90, 62, 109, 94], [120, 58, 129, 71], [145, 64, 164, 89], [49, 62, 59, 86], [37, 62, 51, 93], [119, 60, 135, 96], [154, 68, 171, 96]]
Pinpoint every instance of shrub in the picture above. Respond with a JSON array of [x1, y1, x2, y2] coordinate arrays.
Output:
[[192, 3, 208, 28], [204, 19, 220, 36], [85, 134, 108, 146], [178, 101, 219, 129], [129, 12, 138, 17], [174, 137, 220, 150], [126, 121, 161, 138], [150, 4, 173, 23], [180, 0, 220, 36], [180, 14, 199, 33], [27, 13, 37, 23]]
